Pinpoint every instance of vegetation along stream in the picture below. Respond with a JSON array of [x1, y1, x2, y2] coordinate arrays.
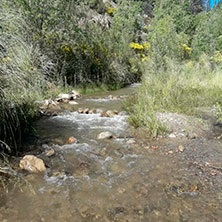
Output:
[[1, 0, 222, 221], [1, 84, 222, 222]]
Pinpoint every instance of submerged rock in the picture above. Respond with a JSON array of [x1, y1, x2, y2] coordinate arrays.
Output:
[[66, 136, 78, 144], [19, 155, 46, 173], [46, 148, 55, 157], [97, 131, 113, 139]]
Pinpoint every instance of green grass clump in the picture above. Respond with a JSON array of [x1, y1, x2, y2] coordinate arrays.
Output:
[[125, 58, 222, 136], [0, 4, 50, 152]]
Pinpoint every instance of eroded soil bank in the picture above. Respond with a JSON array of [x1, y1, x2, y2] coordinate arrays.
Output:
[[1, 84, 222, 222]]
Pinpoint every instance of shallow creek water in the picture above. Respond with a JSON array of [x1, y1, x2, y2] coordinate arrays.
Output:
[[1, 84, 222, 222]]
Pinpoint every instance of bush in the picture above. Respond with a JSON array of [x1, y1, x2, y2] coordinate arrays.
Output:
[[13, 0, 142, 87], [192, 5, 222, 57], [147, 15, 188, 69]]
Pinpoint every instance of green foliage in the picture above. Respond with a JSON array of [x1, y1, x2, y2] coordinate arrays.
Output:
[[125, 58, 222, 136], [153, 0, 202, 36], [0, 1, 50, 151], [12, 0, 142, 87], [147, 15, 188, 69], [192, 6, 222, 57]]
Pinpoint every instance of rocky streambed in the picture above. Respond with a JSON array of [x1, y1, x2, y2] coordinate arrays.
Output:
[[1, 84, 222, 222]]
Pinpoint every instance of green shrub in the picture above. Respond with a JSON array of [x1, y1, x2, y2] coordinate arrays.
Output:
[[12, 0, 142, 87], [147, 15, 188, 69], [192, 5, 222, 57]]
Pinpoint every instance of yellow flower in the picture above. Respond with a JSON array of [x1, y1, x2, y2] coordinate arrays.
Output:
[[106, 6, 117, 15], [142, 57, 148, 62], [130, 42, 144, 50], [183, 44, 192, 51], [143, 43, 150, 50], [214, 51, 222, 64], [1, 57, 12, 62], [61, 45, 71, 52]]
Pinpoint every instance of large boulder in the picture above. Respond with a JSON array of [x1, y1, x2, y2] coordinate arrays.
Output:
[[19, 155, 46, 173]]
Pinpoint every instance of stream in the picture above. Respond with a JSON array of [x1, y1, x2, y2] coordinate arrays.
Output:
[[1, 84, 222, 222]]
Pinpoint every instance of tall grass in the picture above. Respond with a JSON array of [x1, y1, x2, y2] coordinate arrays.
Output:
[[125, 58, 222, 136], [0, 3, 51, 151]]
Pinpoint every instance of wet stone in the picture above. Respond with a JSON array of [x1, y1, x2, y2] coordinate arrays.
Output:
[[101, 112, 109, 117], [69, 101, 78, 105], [106, 110, 116, 117], [97, 131, 113, 139], [19, 155, 46, 173], [66, 136, 77, 144], [178, 145, 185, 152], [78, 108, 84, 113], [46, 148, 55, 157], [83, 108, 89, 114], [126, 139, 136, 144], [88, 109, 94, 114]]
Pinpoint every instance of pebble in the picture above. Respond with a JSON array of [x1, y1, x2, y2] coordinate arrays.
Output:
[[97, 131, 113, 140], [69, 101, 78, 105], [169, 133, 176, 138], [83, 108, 89, 114], [66, 136, 77, 144], [78, 108, 84, 113], [178, 145, 185, 152], [126, 139, 136, 144], [101, 112, 109, 117], [46, 149, 55, 157]]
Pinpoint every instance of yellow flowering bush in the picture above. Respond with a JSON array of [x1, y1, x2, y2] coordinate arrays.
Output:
[[130, 42, 150, 62]]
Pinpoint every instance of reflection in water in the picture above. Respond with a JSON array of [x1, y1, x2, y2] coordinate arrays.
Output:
[[1, 84, 222, 222]]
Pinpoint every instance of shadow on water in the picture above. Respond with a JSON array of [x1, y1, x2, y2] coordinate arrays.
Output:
[[1, 84, 222, 222]]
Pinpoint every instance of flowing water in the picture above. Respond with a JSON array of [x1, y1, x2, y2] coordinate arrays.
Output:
[[1, 84, 222, 222]]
